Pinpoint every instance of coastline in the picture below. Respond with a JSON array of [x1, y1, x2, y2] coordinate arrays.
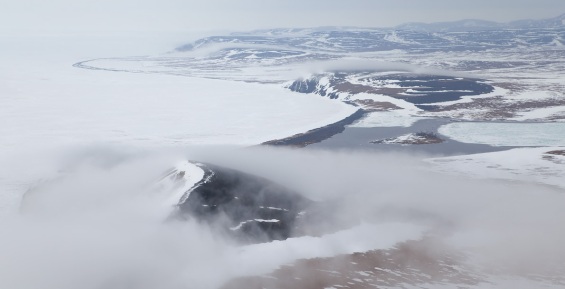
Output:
[[309, 118, 518, 156], [261, 109, 366, 148], [261, 110, 518, 157]]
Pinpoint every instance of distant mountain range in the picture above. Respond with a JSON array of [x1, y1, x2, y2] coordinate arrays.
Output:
[[396, 13, 565, 32], [174, 16, 565, 57]]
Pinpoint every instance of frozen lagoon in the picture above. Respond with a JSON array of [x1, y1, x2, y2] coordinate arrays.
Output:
[[438, 122, 565, 147]]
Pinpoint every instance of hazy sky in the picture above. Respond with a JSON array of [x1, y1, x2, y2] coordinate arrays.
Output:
[[2, 0, 565, 34]]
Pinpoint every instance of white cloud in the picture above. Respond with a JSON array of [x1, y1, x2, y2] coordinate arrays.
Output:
[[1, 147, 563, 288]]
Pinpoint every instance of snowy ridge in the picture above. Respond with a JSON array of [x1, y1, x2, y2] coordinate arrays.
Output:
[[150, 161, 205, 211]]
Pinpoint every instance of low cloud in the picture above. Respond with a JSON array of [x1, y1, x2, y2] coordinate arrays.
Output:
[[298, 58, 474, 78], [0, 145, 563, 288]]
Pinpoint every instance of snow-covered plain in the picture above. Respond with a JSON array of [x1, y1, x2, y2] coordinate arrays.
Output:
[[1, 70, 352, 148], [0, 38, 354, 149], [428, 147, 565, 189], [0, 35, 355, 216]]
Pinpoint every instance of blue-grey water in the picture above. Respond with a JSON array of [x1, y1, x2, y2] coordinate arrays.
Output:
[[308, 118, 515, 156]]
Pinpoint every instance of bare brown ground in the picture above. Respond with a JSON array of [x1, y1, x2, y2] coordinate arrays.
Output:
[[221, 238, 483, 289], [543, 150, 565, 164], [332, 82, 407, 99], [546, 150, 565, 156], [433, 96, 565, 120]]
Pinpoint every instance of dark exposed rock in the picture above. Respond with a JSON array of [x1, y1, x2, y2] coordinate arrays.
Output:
[[177, 164, 313, 244], [262, 109, 366, 147], [542, 150, 565, 164], [288, 78, 320, 94], [287, 72, 495, 110], [288, 76, 340, 99], [546, 150, 565, 156]]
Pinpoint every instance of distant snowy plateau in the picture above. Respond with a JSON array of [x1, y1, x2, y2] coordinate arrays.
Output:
[[1, 14, 565, 289]]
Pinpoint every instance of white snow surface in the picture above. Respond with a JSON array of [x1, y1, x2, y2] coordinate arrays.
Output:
[[0, 35, 354, 215], [0, 35, 354, 149], [1, 65, 353, 150], [350, 111, 426, 128], [427, 147, 565, 189], [383, 32, 419, 45], [149, 161, 205, 216], [512, 105, 565, 121]]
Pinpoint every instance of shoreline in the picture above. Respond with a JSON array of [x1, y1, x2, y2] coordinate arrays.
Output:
[[309, 118, 518, 156], [260, 109, 521, 157], [261, 109, 366, 148]]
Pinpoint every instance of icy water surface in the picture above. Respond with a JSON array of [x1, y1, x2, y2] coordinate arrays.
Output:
[[309, 119, 515, 156], [439, 122, 565, 147]]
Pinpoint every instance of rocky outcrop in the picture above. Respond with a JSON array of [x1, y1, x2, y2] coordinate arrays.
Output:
[[177, 164, 313, 243]]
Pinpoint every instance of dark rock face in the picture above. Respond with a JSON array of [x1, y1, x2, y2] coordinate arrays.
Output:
[[288, 78, 319, 94], [287, 73, 495, 111], [177, 164, 312, 244], [262, 109, 366, 148], [288, 77, 340, 99]]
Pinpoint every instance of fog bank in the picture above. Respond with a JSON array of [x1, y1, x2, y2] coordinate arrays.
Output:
[[0, 146, 563, 288]]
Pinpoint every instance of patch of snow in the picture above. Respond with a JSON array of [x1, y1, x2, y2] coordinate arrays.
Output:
[[150, 161, 205, 213], [550, 38, 564, 47], [260, 206, 289, 211], [352, 278, 363, 282], [374, 133, 436, 145], [384, 32, 419, 45], [350, 111, 426, 128], [230, 219, 280, 231], [512, 106, 565, 121]]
